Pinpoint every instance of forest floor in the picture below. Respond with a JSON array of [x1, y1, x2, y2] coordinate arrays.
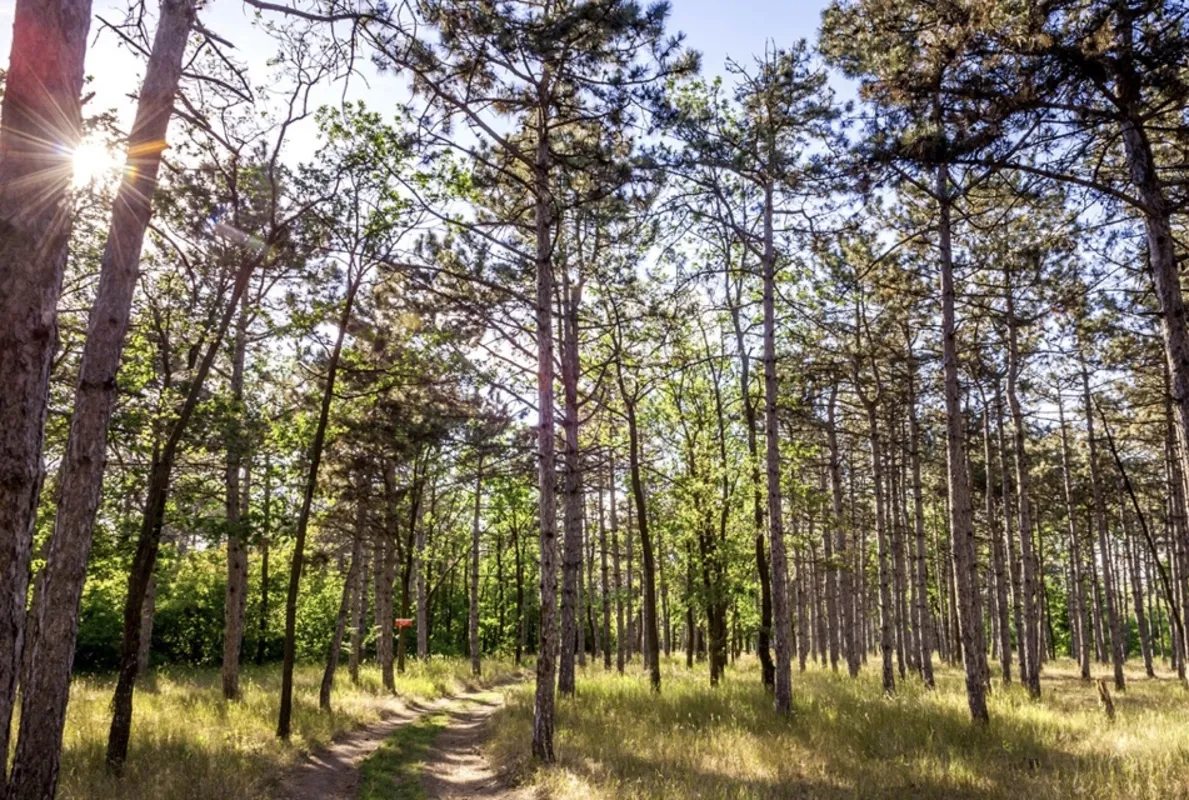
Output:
[[486, 655, 1189, 800], [50, 658, 523, 800]]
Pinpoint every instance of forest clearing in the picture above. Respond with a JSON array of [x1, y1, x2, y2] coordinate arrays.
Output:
[[3, 0, 1189, 798]]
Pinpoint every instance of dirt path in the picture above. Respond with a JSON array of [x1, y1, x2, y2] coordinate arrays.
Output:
[[419, 690, 533, 800], [273, 678, 525, 800]]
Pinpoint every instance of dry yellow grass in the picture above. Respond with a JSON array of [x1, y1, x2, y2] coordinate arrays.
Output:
[[487, 656, 1189, 799], [47, 657, 520, 800]]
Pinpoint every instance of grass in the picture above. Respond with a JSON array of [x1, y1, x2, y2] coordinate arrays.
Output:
[[357, 709, 450, 800], [487, 656, 1189, 799], [49, 657, 522, 800]]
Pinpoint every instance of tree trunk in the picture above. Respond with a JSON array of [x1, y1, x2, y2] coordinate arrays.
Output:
[[223, 296, 251, 700], [865, 405, 896, 694], [624, 397, 661, 692], [256, 456, 273, 666], [726, 265, 775, 690], [6, 3, 192, 791], [558, 276, 584, 695], [470, 456, 483, 677], [530, 118, 560, 762], [1122, 516, 1155, 678], [416, 478, 431, 660], [611, 452, 626, 675], [761, 180, 793, 714], [1081, 353, 1126, 691], [984, 405, 1013, 685], [107, 251, 262, 768], [1005, 278, 1041, 698], [321, 521, 365, 709], [349, 534, 368, 686], [937, 160, 988, 723], [599, 475, 612, 670], [906, 351, 934, 686], [1056, 388, 1091, 678], [0, 1, 92, 771], [276, 268, 363, 740], [827, 387, 859, 677]]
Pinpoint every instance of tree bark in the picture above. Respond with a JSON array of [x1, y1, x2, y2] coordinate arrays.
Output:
[[256, 457, 272, 666], [761, 180, 793, 714], [599, 474, 612, 670], [906, 350, 934, 686], [0, 1, 92, 771], [223, 296, 251, 700], [937, 160, 989, 723], [469, 455, 483, 677], [558, 276, 584, 694], [6, 2, 192, 792], [530, 109, 560, 761]]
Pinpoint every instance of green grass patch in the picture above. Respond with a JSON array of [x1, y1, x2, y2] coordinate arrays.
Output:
[[358, 710, 450, 800], [488, 656, 1189, 800]]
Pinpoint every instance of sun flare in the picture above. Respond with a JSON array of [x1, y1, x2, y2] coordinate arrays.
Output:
[[71, 138, 125, 188]]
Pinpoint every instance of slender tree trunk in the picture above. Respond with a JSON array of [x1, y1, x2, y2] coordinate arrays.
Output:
[[599, 474, 612, 670], [108, 251, 263, 768], [6, 4, 192, 791], [979, 401, 1008, 684], [0, 1, 93, 772], [611, 452, 626, 675], [865, 405, 896, 694], [512, 515, 526, 667], [1081, 353, 1126, 690], [1123, 516, 1155, 678], [276, 269, 363, 740], [530, 114, 560, 761], [726, 267, 775, 690], [377, 463, 399, 689], [907, 348, 934, 686], [1005, 280, 1041, 698], [623, 396, 661, 691], [321, 521, 364, 709], [827, 387, 858, 677], [470, 456, 483, 677], [1057, 392, 1092, 680], [223, 297, 250, 700], [256, 457, 272, 666], [349, 531, 368, 686], [416, 477, 431, 660], [761, 180, 792, 714], [937, 160, 988, 723], [558, 276, 584, 695]]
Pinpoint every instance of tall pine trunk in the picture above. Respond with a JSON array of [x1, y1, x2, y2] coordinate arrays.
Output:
[[762, 180, 793, 714], [937, 160, 988, 723]]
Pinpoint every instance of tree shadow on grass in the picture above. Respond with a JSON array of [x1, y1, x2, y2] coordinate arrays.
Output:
[[535, 668, 1098, 800]]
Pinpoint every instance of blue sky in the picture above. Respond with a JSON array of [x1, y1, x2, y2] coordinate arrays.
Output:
[[668, 0, 830, 74]]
